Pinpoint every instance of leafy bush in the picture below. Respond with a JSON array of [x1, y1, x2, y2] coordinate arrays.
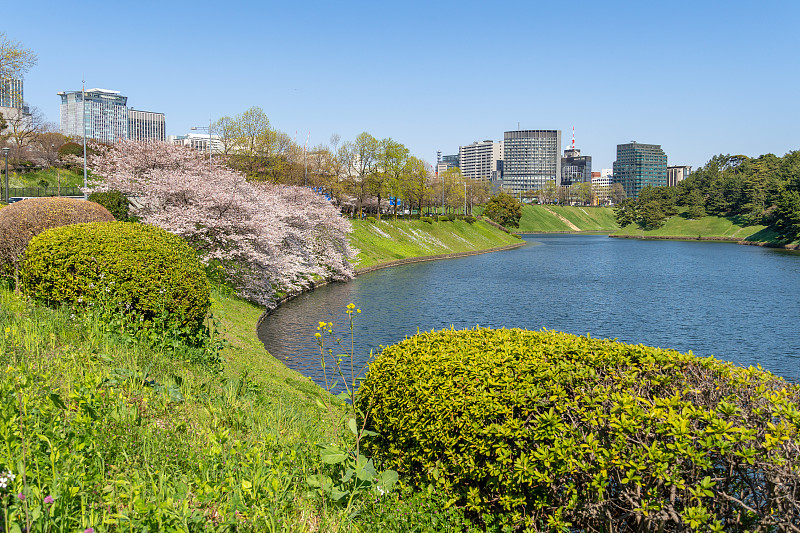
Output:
[[0, 197, 114, 287], [88, 190, 131, 221], [483, 193, 521, 227], [464, 215, 476, 224], [357, 328, 800, 532], [366, 216, 377, 223], [447, 214, 456, 221], [22, 222, 210, 333], [438, 216, 450, 222], [421, 217, 433, 224]]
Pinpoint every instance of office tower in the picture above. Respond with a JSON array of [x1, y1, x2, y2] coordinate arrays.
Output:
[[128, 109, 166, 141], [502, 130, 561, 192], [612, 141, 667, 199], [458, 141, 503, 182], [58, 88, 129, 143]]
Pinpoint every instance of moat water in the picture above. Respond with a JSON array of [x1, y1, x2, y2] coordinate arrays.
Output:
[[258, 234, 800, 388]]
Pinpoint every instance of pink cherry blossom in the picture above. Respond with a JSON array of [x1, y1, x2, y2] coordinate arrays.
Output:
[[88, 140, 354, 306]]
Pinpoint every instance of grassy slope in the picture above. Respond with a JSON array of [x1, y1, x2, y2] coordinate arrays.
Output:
[[610, 212, 784, 243], [0, 217, 516, 531], [349, 218, 520, 269], [7, 168, 85, 188], [515, 205, 619, 233]]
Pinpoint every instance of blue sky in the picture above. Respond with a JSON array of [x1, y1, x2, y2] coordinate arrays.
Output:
[[9, 0, 800, 170]]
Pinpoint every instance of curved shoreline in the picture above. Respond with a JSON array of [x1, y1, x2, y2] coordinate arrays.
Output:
[[609, 233, 800, 250], [256, 241, 526, 328]]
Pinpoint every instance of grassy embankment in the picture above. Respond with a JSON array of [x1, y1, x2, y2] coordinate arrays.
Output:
[[5, 168, 85, 188], [611, 210, 792, 246], [348, 217, 521, 270], [515, 205, 619, 233], [0, 217, 516, 531]]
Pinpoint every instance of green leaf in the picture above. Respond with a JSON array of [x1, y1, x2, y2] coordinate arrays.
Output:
[[320, 446, 347, 465], [348, 418, 358, 436], [49, 392, 66, 409]]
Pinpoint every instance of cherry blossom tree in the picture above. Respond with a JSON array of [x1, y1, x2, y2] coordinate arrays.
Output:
[[88, 139, 354, 306]]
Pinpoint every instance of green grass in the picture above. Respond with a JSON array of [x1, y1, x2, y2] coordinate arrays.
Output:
[[0, 276, 486, 532], [514, 205, 619, 233], [611, 212, 776, 242], [349, 218, 520, 269], [6, 168, 85, 189]]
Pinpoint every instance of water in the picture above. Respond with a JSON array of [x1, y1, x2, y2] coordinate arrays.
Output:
[[258, 235, 800, 387]]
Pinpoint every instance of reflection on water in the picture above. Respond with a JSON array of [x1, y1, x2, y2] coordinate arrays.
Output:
[[258, 235, 800, 390]]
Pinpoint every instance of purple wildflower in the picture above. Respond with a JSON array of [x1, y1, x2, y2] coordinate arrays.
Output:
[[16, 493, 25, 501], [44, 495, 54, 504], [84, 528, 95, 533]]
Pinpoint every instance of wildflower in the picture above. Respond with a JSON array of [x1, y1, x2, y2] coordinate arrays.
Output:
[[44, 495, 54, 504], [17, 493, 24, 501], [85, 528, 95, 533]]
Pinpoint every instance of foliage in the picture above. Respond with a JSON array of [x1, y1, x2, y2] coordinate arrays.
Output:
[[438, 216, 450, 222], [773, 189, 800, 241], [88, 139, 354, 306], [420, 216, 433, 224], [308, 305, 398, 519], [0, 197, 114, 289], [0, 33, 37, 80], [366, 216, 376, 223], [464, 215, 476, 224], [22, 222, 210, 335], [87, 190, 131, 221], [56, 142, 84, 159], [358, 327, 800, 532], [638, 200, 667, 229], [483, 192, 522, 228]]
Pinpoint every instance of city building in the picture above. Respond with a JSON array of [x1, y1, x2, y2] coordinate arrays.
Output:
[[0, 78, 23, 109], [128, 108, 166, 141], [167, 133, 223, 155], [58, 88, 129, 143], [561, 147, 592, 186], [592, 169, 614, 205], [502, 130, 561, 192], [667, 165, 692, 187], [612, 141, 667, 199], [436, 153, 459, 176], [458, 141, 502, 182]]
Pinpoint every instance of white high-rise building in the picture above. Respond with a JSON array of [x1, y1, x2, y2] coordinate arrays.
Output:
[[58, 88, 129, 143], [458, 141, 503, 182]]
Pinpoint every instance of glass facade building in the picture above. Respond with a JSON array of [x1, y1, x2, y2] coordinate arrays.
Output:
[[612, 142, 667, 199], [0, 78, 23, 108], [502, 130, 561, 192], [58, 88, 129, 143], [560, 148, 592, 186]]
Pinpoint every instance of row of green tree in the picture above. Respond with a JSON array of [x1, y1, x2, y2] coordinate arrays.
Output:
[[211, 107, 493, 218], [614, 151, 800, 240]]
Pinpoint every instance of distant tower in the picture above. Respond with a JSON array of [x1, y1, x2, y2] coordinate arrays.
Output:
[[561, 128, 592, 186]]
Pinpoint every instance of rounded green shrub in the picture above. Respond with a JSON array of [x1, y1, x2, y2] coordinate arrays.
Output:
[[88, 190, 131, 221], [420, 217, 433, 224], [464, 215, 476, 224], [366, 216, 377, 223], [357, 328, 800, 531], [22, 222, 210, 331], [438, 215, 450, 222], [0, 197, 114, 284]]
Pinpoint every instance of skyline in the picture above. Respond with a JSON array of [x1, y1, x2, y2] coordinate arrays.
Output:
[[7, 0, 800, 171]]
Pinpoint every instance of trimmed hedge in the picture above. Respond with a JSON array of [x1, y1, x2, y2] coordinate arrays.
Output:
[[357, 328, 800, 532], [420, 217, 433, 224], [0, 197, 114, 284], [22, 222, 210, 331], [88, 190, 131, 221], [438, 216, 450, 222]]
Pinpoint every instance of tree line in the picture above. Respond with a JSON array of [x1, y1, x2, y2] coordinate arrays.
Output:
[[614, 151, 800, 240], [211, 106, 493, 218]]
